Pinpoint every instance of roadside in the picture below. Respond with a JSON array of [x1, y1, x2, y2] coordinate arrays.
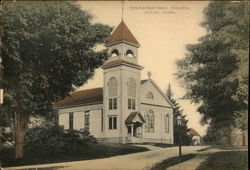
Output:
[[5, 146, 207, 170], [169, 154, 209, 170], [155, 146, 248, 170]]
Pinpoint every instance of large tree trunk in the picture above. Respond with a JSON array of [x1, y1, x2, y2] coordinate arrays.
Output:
[[14, 110, 29, 159]]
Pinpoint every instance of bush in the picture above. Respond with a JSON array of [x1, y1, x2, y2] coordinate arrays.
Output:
[[1, 123, 98, 166], [0, 145, 15, 162], [1, 123, 148, 167], [24, 123, 96, 157]]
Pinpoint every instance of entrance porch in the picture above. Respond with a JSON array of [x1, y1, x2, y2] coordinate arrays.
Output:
[[125, 111, 145, 143]]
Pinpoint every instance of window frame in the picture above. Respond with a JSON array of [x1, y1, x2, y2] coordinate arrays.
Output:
[[128, 98, 136, 110], [108, 115, 118, 130], [84, 111, 90, 132], [109, 98, 118, 110], [145, 110, 155, 133], [165, 114, 170, 133], [101, 109, 104, 132], [69, 112, 74, 130]]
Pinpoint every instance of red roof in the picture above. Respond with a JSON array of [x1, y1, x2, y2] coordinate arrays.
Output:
[[54, 87, 103, 108], [187, 128, 200, 137], [106, 20, 140, 46], [102, 59, 143, 69], [54, 80, 148, 108]]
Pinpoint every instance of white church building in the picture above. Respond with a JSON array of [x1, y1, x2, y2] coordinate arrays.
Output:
[[54, 21, 175, 144]]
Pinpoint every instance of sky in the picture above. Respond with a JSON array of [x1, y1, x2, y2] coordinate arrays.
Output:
[[75, 1, 210, 136]]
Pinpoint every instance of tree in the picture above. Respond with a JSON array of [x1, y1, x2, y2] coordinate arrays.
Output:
[[0, 1, 112, 159], [166, 84, 192, 145], [176, 2, 248, 144], [203, 120, 229, 145]]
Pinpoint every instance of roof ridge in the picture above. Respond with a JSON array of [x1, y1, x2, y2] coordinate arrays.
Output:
[[106, 20, 139, 46], [71, 87, 103, 94]]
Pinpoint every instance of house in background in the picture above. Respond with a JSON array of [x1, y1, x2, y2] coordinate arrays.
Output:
[[187, 128, 201, 145], [54, 20, 175, 144]]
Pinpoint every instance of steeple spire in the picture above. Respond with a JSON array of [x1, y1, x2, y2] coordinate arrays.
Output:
[[105, 21, 140, 47], [122, 0, 124, 21]]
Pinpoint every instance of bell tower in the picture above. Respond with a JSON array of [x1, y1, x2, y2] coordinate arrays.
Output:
[[102, 21, 143, 143], [105, 20, 140, 65]]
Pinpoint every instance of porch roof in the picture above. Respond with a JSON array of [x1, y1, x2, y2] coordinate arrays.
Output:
[[125, 111, 145, 124]]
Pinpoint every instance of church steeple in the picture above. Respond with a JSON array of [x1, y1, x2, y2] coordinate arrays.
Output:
[[106, 21, 140, 47], [103, 21, 141, 68], [102, 20, 142, 143]]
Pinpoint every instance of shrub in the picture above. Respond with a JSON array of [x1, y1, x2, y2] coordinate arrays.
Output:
[[1, 123, 148, 167], [24, 123, 96, 157]]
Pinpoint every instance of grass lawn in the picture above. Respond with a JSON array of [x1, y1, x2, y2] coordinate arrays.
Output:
[[1, 143, 148, 167], [150, 154, 196, 170], [196, 151, 248, 170]]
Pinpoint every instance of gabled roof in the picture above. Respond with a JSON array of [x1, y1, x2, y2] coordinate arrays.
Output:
[[187, 128, 200, 137], [54, 87, 103, 108], [141, 79, 175, 108], [102, 59, 143, 70], [106, 20, 140, 47], [54, 80, 148, 108], [125, 111, 145, 124]]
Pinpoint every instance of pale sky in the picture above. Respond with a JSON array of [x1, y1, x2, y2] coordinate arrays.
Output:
[[75, 1, 210, 136]]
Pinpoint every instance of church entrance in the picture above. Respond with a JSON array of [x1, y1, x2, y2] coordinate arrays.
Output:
[[127, 121, 143, 138], [126, 122, 143, 143], [125, 112, 145, 143]]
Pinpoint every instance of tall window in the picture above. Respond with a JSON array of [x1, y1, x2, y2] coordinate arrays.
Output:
[[84, 111, 90, 132], [101, 109, 104, 132], [69, 112, 74, 130], [109, 116, 117, 130], [145, 114, 150, 132], [145, 110, 154, 132], [127, 78, 136, 110], [165, 114, 169, 133], [109, 98, 117, 110], [128, 98, 135, 110], [108, 77, 118, 110]]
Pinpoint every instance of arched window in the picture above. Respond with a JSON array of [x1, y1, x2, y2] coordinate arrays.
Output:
[[165, 114, 169, 133], [146, 92, 154, 99], [127, 78, 136, 97], [127, 78, 136, 110], [145, 114, 150, 131], [145, 110, 155, 132], [126, 50, 134, 58], [111, 49, 119, 57], [108, 77, 118, 97], [108, 77, 118, 110]]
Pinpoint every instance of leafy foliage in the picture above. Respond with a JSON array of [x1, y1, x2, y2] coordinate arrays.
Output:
[[0, 1, 112, 158], [203, 121, 230, 145], [1, 1, 112, 117], [0, 123, 148, 167], [176, 2, 248, 131], [166, 84, 192, 145], [24, 123, 96, 156]]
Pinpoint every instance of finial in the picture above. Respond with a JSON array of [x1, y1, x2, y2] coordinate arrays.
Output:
[[147, 71, 152, 79], [121, 0, 124, 21]]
